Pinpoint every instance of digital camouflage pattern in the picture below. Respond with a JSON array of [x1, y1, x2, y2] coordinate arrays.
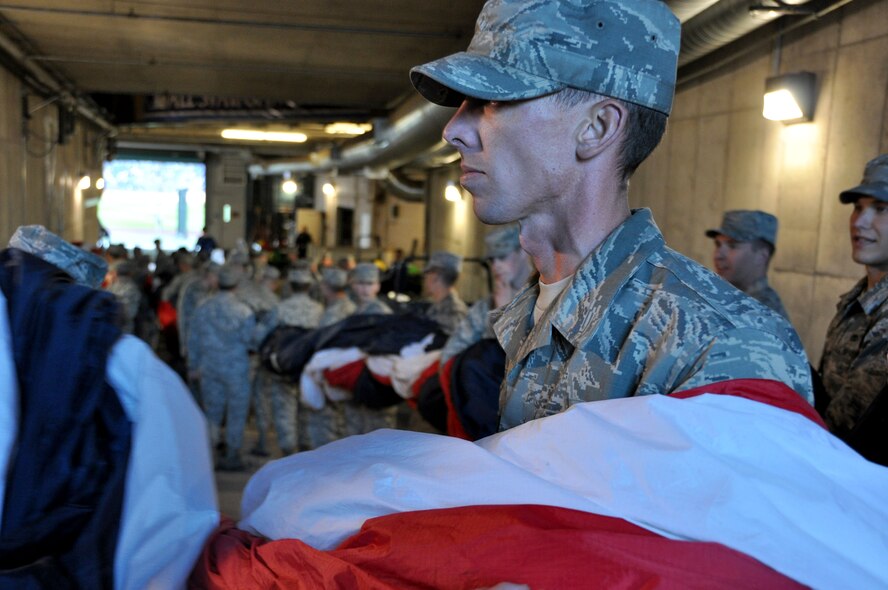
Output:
[[354, 298, 393, 316], [819, 276, 888, 433], [106, 275, 141, 334], [440, 296, 495, 365], [426, 291, 470, 336], [176, 270, 213, 357], [411, 0, 680, 115], [319, 296, 357, 328], [254, 291, 324, 453], [492, 209, 814, 431], [9, 225, 107, 288], [744, 277, 790, 321], [705, 210, 778, 247], [187, 291, 257, 453]]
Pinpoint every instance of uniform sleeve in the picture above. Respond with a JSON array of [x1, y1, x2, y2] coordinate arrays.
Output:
[[187, 305, 208, 369], [440, 301, 488, 366], [674, 327, 815, 405]]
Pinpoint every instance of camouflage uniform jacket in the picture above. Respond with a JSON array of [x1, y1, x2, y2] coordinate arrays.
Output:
[[355, 298, 393, 316], [745, 277, 790, 321], [275, 293, 324, 330], [236, 279, 279, 320], [319, 296, 357, 328], [187, 291, 257, 375], [440, 296, 495, 365], [819, 276, 888, 433], [426, 291, 469, 336], [107, 277, 141, 334], [176, 276, 212, 356], [492, 208, 814, 431]]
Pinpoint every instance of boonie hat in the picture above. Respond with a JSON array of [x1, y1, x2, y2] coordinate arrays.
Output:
[[424, 251, 463, 274], [410, 0, 680, 115], [485, 224, 521, 259], [9, 225, 108, 288], [350, 262, 380, 283], [839, 154, 888, 204], [706, 210, 778, 248], [321, 267, 349, 290]]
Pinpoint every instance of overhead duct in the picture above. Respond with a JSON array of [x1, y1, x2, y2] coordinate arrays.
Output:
[[384, 170, 426, 202], [250, 93, 454, 177]]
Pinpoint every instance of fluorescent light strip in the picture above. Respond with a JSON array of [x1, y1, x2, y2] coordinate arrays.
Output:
[[221, 129, 307, 143]]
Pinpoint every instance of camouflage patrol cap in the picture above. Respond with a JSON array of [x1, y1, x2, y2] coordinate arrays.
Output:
[[485, 224, 521, 258], [261, 265, 281, 280], [839, 154, 888, 203], [410, 0, 680, 115], [217, 263, 242, 288], [350, 262, 380, 283], [321, 267, 349, 290], [287, 267, 315, 285], [424, 251, 463, 274], [706, 210, 778, 248], [8, 225, 108, 289]]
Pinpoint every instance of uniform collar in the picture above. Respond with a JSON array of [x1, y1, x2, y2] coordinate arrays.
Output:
[[852, 274, 888, 316], [492, 208, 665, 356]]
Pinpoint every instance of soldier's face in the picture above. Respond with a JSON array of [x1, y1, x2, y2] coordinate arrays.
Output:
[[490, 248, 532, 289], [351, 280, 379, 303], [442, 95, 581, 225], [712, 235, 760, 289], [850, 197, 888, 272]]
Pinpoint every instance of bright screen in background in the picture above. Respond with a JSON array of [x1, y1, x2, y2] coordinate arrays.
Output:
[[98, 159, 206, 251]]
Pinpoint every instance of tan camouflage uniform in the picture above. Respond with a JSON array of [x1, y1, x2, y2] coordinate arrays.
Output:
[[492, 209, 814, 431], [426, 292, 469, 336], [355, 298, 392, 315], [440, 297, 494, 366], [819, 276, 888, 433]]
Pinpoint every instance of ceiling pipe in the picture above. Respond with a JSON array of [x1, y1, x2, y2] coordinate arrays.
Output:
[[249, 92, 454, 177], [384, 170, 426, 202], [0, 24, 113, 133]]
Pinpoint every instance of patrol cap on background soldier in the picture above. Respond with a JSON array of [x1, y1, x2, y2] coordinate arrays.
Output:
[[424, 251, 462, 285], [217, 264, 243, 290], [705, 210, 789, 319]]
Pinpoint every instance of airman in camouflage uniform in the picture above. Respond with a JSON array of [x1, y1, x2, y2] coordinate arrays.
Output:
[[440, 224, 533, 365], [104, 260, 141, 334], [820, 154, 888, 434], [187, 264, 257, 470], [706, 210, 790, 320], [422, 251, 468, 335], [302, 267, 355, 449], [177, 263, 219, 403], [350, 263, 393, 316], [411, 0, 813, 431]]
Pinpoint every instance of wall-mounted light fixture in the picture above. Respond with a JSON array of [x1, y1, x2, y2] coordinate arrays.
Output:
[[322, 182, 337, 197], [95, 177, 105, 190], [444, 182, 462, 202], [763, 71, 816, 124], [77, 174, 91, 190]]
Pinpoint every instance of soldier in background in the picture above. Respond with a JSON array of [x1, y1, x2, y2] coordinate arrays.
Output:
[[706, 210, 790, 319], [350, 262, 393, 315], [440, 224, 534, 366], [422, 251, 468, 335], [820, 154, 888, 436], [410, 0, 812, 431], [319, 267, 356, 327], [187, 264, 257, 471], [177, 262, 219, 404], [254, 267, 323, 456], [104, 259, 141, 335]]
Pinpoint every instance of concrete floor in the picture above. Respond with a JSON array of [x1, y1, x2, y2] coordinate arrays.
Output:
[[214, 423, 282, 520]]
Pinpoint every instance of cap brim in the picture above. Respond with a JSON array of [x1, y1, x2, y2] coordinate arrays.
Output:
[[839, 183, 888, 204], [410, 51, 564, 107], [705, 228, 726, 239]]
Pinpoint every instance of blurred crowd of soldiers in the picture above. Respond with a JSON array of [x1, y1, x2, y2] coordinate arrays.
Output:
[[92, 231, 522, 471]]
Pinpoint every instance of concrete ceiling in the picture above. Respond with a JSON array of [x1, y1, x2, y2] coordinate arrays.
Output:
[[0, 0, 484, 157]]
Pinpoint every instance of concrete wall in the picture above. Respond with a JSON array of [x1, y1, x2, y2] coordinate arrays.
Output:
[[0, 67, 105, 246], [630, 0, 888, 364]]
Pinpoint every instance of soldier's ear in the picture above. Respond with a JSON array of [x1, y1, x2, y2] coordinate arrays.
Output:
[[576, 99, 626, 161]]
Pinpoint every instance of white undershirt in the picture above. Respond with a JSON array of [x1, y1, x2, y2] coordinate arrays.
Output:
[[533, 274, 572, 323]]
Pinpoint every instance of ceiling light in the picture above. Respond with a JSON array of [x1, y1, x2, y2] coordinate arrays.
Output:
[[221, 129, 308, 143], [77, 174, 91, 190], [322, 182, 337, 197], [95, 177, 105, 190], [763, 72, 816, 124], [324, 122, 372, 136], [444, 182, 462, 202], [282, 179, 298, 194]]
